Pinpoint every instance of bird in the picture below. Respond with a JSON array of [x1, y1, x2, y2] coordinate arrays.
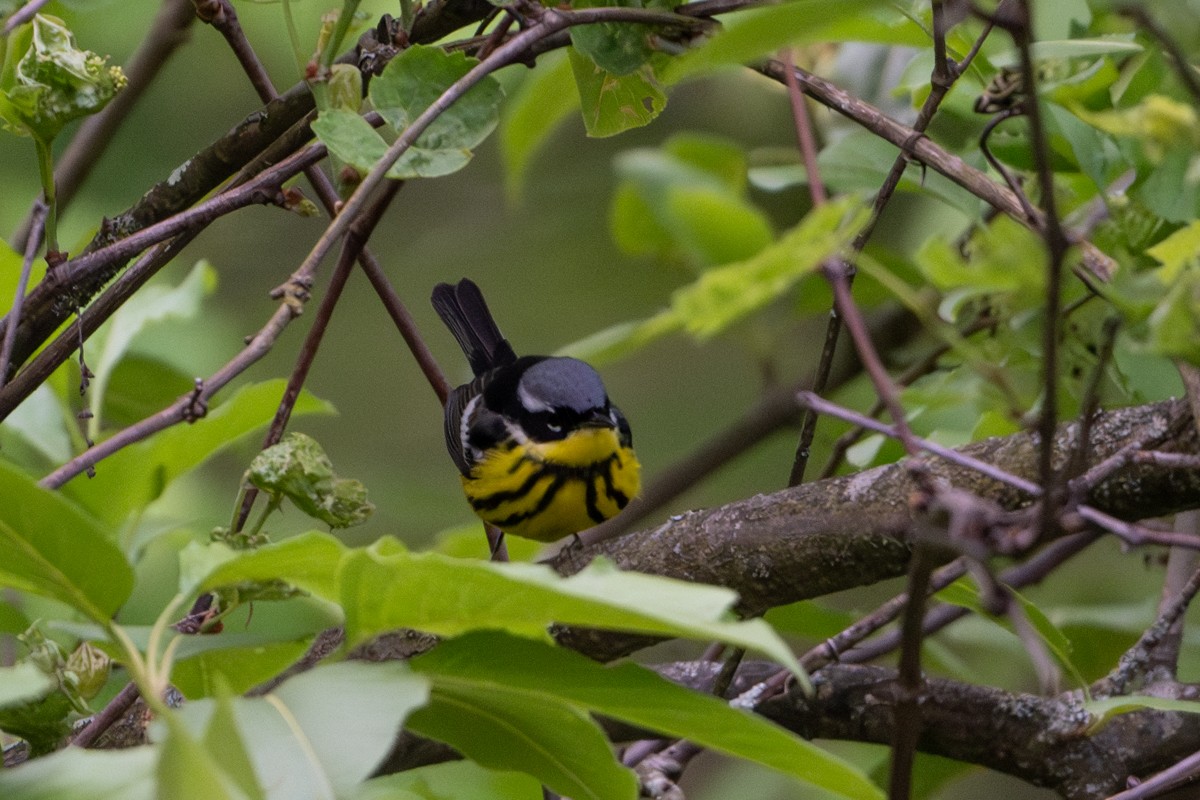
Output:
[[431, 278, 640, 548]]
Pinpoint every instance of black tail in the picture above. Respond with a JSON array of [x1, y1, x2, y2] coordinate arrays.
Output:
[[431, 279, 518, 376]]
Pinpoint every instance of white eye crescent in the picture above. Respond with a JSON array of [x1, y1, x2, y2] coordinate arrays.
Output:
[[546, 422, 562, 433]]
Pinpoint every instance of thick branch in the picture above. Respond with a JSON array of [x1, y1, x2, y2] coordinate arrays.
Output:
[[553, 399, 1200, 660], [759, 663, 1200, 800]]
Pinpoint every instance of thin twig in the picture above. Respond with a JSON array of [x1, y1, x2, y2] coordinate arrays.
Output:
[[283, 4, 710, 302], [1104, 748, 1200, 800], [753, 59, 1117, 282], [798, 391, 1043, 496], [40, 295, 303, 489], [234, 182, 403, 530], [888, 546, 934, 800], [11, 0, 197, 250], [779, 48, 826, 206], [824, 263, 922, 459], [839, 532, 1098, 665], [1076, 506, 1200, 552], [0, 202, 46, 388], [0, 138, 328, 422], [820, 313, 998, 478], [1004, 1, 1072, 538], [69, 681, 141, 748], [786, 13, 997, 486], [1118, 5, 1200, 106], [1093, 561, 1200, 697], [2, 0, 52, 34], [800, 557, 969, 672], [1144, 523, 1200, 682]]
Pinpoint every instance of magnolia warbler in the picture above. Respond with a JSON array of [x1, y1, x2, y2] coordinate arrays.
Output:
[[431, 278, 641, 545]]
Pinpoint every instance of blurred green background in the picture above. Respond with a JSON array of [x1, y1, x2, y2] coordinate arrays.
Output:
[[8, 2, 1195, 796], [0, 0, 825, 549]]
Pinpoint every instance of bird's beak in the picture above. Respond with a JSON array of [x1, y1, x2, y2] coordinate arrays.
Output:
[[580, 409, 615, 429]]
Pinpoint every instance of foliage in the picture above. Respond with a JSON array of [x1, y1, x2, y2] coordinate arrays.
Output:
[[0, 0, 1199, 799]]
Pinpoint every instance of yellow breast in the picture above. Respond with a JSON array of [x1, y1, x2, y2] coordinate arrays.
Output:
[[461, 428, 641, 542]]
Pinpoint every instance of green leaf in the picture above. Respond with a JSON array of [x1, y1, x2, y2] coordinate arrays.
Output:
[[1145, 269, 1200, 365], [354, 762, 542, 800], [88, 261, 216, 436], [203, 689, 266, 800], [60, 380, 334, 526], [247, 432, 374, 529], [407, 672, 634, 800], [0, 661, 55, 708], [569, 0, 660, 77], [310, 108, 392, 174], [566, 197, 863, 361], [1085, 695, 1200, 734], [170, 599, 341, 697], [0, 461, 132, 622], [415, 633, 885, 799], [669, 196, 866, 338], [500, 51, 579, 203], [569, 48, 665, 138], [556, 309, 682, 365], [610, 136, 771, 267], [158, 716, 248, 800], [1136, 146, 1200, 225], [314, 45, 502, 180], [190, 530, 347, 600], [936, 579, 1088, 690], [176, 663, 431, 799], [2, 384, 73, 465], [0, 746, 156, 800], [758, 129, 982, 216], [916, 215, 1046, 303], [661, 0, 884, 84], [1147, 220, 1200, 283], [611, 175, 773, 267], [0, 14, 126, 142], [338, 541, 805, 678]]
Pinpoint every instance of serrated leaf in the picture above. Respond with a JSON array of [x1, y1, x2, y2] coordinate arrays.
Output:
[[60, 380, 334, 526], [414, 633, 884, 799], [0, 746, 156, 800], [569, 48, 665, 138], [0, 461, 132, 622]]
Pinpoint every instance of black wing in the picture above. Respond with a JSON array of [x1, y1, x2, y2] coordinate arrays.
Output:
[[431, 279, 518, 376]]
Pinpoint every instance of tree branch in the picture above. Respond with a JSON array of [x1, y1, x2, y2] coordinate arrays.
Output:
[[552, 399, 1200, 661]]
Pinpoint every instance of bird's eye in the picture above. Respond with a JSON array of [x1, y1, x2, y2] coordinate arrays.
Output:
[[546, 422, 562, 433]]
